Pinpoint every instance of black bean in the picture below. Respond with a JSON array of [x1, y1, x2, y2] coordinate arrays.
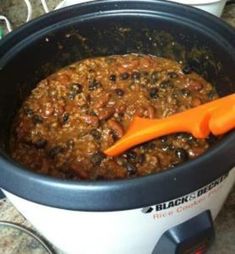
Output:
[[61, 113, 69, 124], [111, 130, 119, 141], [160, 136, 168, 143], [168, 72, 178, 79], [160, 80, 174, 89], [66, 139, 75, 148], [175, 148, 188, 161], [89, 79, 102, 91], [180, 88, 191, 97], [68, 90, 77, 100], [71, 83, 83, 93], [207, 90, 217, 99], [142, 71, 149, 76], [34, 139, 47, 149], [24, 107, 33, 117], [182, 65, 192, 74], [120, 72, 129, 80], [161, 144, 174, 152], [86, 94, 91, 103], [142, 142, 156, 150], [131, 71, 141, 80], [207, 134, 218, 145], [65, 171, 77, 179], [68, 83, 83, 99], [126, 162, 137, 176], [176, 133, 193, 141], [109, 74, 116, 82], [90, 129, 101, 140], [124, 151, 137, 163], [172, 92, 179, 99], [137, 154, 145, 165], [32, 114, 43, 124], [90, 152, 105, 165], [48, 146, 64, 158], [96, 175, 105, 180], [149, 87, 159, 99], [150, 71, 160, 83], [115, 88, 125, 97], [170, 163, 179, 168]]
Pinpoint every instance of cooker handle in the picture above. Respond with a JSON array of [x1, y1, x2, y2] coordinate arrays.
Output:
[[152, 210, 215, 254]]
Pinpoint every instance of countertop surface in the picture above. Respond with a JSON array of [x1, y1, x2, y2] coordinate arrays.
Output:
[[0, 1, 235, 254]]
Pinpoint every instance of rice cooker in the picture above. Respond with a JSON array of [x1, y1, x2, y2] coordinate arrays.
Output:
[[0, 1, 234, 254]]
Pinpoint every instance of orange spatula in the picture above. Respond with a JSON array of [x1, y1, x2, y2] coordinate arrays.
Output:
[[104, 93, 235, 156]]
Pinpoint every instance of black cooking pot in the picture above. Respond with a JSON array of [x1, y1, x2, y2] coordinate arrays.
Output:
[[0, 0, 234, 211]]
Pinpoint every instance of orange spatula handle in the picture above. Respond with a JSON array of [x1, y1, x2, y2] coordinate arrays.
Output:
[[210, 103, 235, 135], [104, 94, 235, 156]]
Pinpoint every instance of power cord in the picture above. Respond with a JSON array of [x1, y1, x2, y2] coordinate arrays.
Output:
[[24, 0, 33, 22], [41, 0, 50, 13], [0, 0, 32, 36], [0, 15, 13, 33]]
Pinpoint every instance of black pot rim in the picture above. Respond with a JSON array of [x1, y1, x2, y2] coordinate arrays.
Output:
[[0, 0, 235, 211]]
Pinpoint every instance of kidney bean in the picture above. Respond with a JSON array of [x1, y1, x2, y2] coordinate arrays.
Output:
[[146, 105, 155, 119], [57, 73, 71, 84], [116, 104, 126, 114], [93, 93, 110, 109], [34, 139, 48, 149], [140, 56, 152, 67], [191, 97, 202, 107], [90, 151, 105, 166], [188, 147, 205, 158], [188, 80, 203, 91], [42, 103, 54, 117], [81, 115, 99, 127], [108, 119, 124, 138], [135, 107, 145, 117], [97, 107, 115, 120]]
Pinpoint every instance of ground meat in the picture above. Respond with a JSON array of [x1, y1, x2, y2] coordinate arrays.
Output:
[[10, 54, 219, 180]]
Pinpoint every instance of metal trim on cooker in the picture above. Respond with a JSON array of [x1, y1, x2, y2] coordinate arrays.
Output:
[[0, 0, 234, 211]]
